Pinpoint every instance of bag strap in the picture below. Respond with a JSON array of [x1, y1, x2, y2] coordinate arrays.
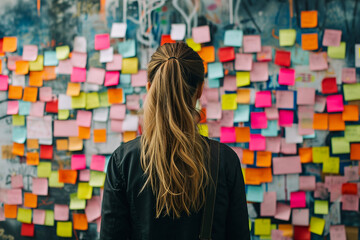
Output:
[[199, 140, 220, 240]]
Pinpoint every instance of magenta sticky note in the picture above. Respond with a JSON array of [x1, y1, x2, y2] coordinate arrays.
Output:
[[278, 68, 295, 85], [309, 52, 328, 71], [71, 154, 87, 170], [322, 29, 342, 47], [131, 70, 147, 87], [326, 94, 344, 112], [243, 35, 261, 53], [249, 134, 266, 151], [274, 203, 291, 221], [235, 53, 253, 71], [276, 90, 294, 109], [32, 178, 48, 196], [6, 188, 22, 205], [71, 67, 86, 82], [29, 102, 45, 117], [192, 25, 211, 44], [250, 112, 268, 129], [85, 196, 101, 222], [260, 192, 277, 216], [299, 176, 316, 191], [250, 62, 268, 82], [54, 204, 69, 221], [7, 101, 19, 115], [278, 110, 293, 127], [58, 59, 73, 75], [220, 127, 236, 143], [255, 91, 272, 108], [106, 54, 122, 71], [22, 45, 38, 61], [273, 156, 302, 175], [111, 120, 123, 133], [104, 71, 120, 87], [110, 104, 126, 120], [0, 75, 9, 91], [90, 155, 106, 171], [223, 75, 237, 91], [341, 68, 356, 83], [206, 102, 222, 120], [33, 209, 46, 225], [11, 175, 23, 189], [39, 87, 53, 102], [71, 52, 87, 68], [76, 110, 92, 127], [79, 169, 90, 182], [292, 208, 309, 226], [297, 87, 315, 105], [94, 34, 110, 50], [87, 68, 105, 85], [290, 191, 306, 208]]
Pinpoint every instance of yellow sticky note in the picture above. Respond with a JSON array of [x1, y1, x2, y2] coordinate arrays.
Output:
[[29, 55, 44, 71], [71, 92, 86, 109], [198, 124, 209, 137], [343, 83, 360, 101], [254, 218, 271, 236], [331, 137, 350, 154], [186, 38, 201, 52], [49, 171, 64, 188], [17, 208, 32, 223], [12, 115, 25, 126], [77, 182, 93, 199], [309, 217, 325, 235], [57, 222, 72, 237], [312, 146, 329, 163], [328, 42, 346, 59], [314, 200, 329, 215], [236, 72, 250, 87], [58, 109, 69, 120], [345, 125, 360, 142], [68, 137, 83, 151], [323, 157, 339, 174], [89, 171, 106, 187], [44, 210, 54, 226], [221, 94, 237, 110], [279, 29, 296, 46], [37, 162, 52, 178], [56, 45, 70, 60], [66, 82, 81, 96], [122, 57, 138, 74], [70, 193, 86, 210], [86, 92, 100, 110]]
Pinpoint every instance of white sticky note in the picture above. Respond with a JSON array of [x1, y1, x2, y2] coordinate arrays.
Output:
[[170, 24, 186, 40], [100, 47, 114, 63], [111, 23, 127, 38], [73, 36, 87, 53]]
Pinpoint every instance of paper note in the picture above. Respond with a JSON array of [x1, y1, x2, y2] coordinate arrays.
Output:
[[44, 51, 58, 66], [208, 62, 224, 79], [247, 185, 264, 203], [301, 11, 318, 28], [254, 218, 271, 235], [309, 52, 328, 71], [276, 90, 294, 109], [255, 90, 272, 108], [343, 83, 360, 101], [297, 87, 315, 105], [341, 68, 356, 83], [278, 110, 293, 127], [301, 33, 318, 50], [71, 51, 87, 68], [331, 137, 350, 154], [250, 112, 267, 129], [323, 157, 340, 174], [131, 69, 147, 87], [221, 94, 237, 110], [220, 127, 236, 143], [273, 156, 301, 175], [85, 196, 101, 222], [57, 222, 72, 238], [279, 29, 296, 46], [185, 38, 201, 52], [236, 71, 250, 87], [44, 210, 54, 226], [122, 57, 138, 74], [292, 209, 309, 226], [290, 191, 306, 208], [94, 34, 110, 50], [312, 146, 329, 163], [56, 45, 69, 60], [274, 203, 291, 221], [330, 225, 346, 240], [54, 204, 69, 221], [235, 53, 253, 71], [274, 50, 291, 67], [323, 29, 342, 46], [33, 209, 46, 225], [342, 194, 359, 211], [90, 155, 106, 171], [89, 171, 106, 187], [78, 182, 93, 199], [17, 208, 32, 223], [250, 62, 268, 82], [3, 36, 17, 52], [73, 37, 87, 53], [299, 176, 315, 191], [111, 22, 127, 38], [249, 134, 266, 151], [278, 68, 295, 85], [100, 47, 114, 63], [243, 35, 261, 53], [0, 75, 8, 91], [49, 171, 64, 188], [94, 129, 106, 143], [309, 217, 325, 235], [260, 192, 276, 216], [314, 200, 328, 214], [37, 162, 52, 178], [71, 67, 86, 83], [328, 42, 346, 59], [192, 25, 211, 43], [234, 104, 250, 122], [71, 154, 86, 170], [32, 178, 48, 196], [170, 23, 186, 40], [70, 193, 86, 210], [326, 94, 344, 112], [218, 46, 235, 62]]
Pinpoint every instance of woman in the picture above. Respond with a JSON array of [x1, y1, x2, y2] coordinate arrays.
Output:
[[100, 42, 250, 240]]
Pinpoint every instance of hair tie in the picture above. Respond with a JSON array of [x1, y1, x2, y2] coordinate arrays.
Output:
[[168, 56, 177, 60]]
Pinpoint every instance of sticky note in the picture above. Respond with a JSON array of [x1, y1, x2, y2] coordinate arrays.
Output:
[[224, 30, 243, 47], [37, 162, 52, 178], [249, 134, 266, 151], [3, 36, 17, 52], [70, 193, 86, 210], [73, 213, 88, 230], [254, 218, 271, 235], [58, 109, 69, 120], [71, 51, 87, 68], [49, 171, 64, 188], [243, 35, 261, 53], [185, 38, 201, 52], [44, 51, 58, 66], [343, 105, 359, 122], [21, 223, 35, 237], [24, 193, 38, 208], [94, 129, 106, 143], [330, 225, 346, 240], [198, 46, 215, 62], [301, 33, 318, 50], [77, 182, 93, 199], [309, 217, 325, 235], [99, 46, 114, 63], [290, 191, 306, 208], [241, 149, 254, 164], [72, 92, 86, 109], [71, 154, 86, 170], [22, 45, 38, 61], [328, 42, 346, 59], [278, 68, 295, 85], [278, 110, 293, 127], [255, 91, 271, 108], [301, 11, 318, 28], [250, 112, 267, 129], [331, 137, 350, 154], [220, 127, 236, 143], [106, 54, 123, 71], [343, 83, 360, 101], [8, 85, 23, 99], [261, 120, 278, 137], [276, 90, 294, 109], [309, 52, 328, 71], [312, 146, 329, 163], [43, 210, 54, 226], [54, 204, 69, 221], [192, 25, 211, 43], [87, 67, 105, 85], [250, 62, 268, 82], [341, 68, 356, 83], [218, 46, 235, 62], [4, 204, 17, 218], [85, 197, 102, 222], [235, 53, 252, 71], [15, 61, 29, 75], [299, 176, 315, 190], [90, 155, 106, 171], [107, 88, 123, 104], [274, 50, 291, 67], [111, 22, 127, 38], [57, 222, 72, 238], [326, 95, 344, 112], [56, 45, 70, 60], [221, 94, 237, 110], [7, 101, 19, 115], [323, 157, 340, 174], [257, 46, 272, 62], [0, 75, 8, 90], [292, 209, 310, 226], [33, 209, 45, 225], [223, 75, 237, 91], [29, 71, 44, 87], [208, 62, 224, 79], [274, 203, 291, 221], [247, 185, 264, 202], [260, 192, 276, 216], [323, 29, 342, 46], [314, 200, 329, 214], [23, 87, 38, 102], [32, 177, 48, 196], [279, 29, 296, 46], [43, 66, 56, 80], [122, 57, 138, 74], [118, 39, 136, 58], [234, 105, 250, 122], [94, 34, 110, 50], [236, 72, 250, 87], [89, 171, 106, 187], [71, 67, 86, 82], [297, 87, 315, 105], [11, 174, 23, 189], [17, 208, 32, 223]]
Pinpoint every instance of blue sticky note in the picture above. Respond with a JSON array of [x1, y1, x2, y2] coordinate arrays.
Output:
[[120, 74, 132, 85], [246, 185, 264, 202], [261, 120, 278, 136], [19, 101, 31, 115], [208, 78, 220, 88], [207, 62, 224, 79], [12, 126, 27, 143], [234, 105, 250, 122], [44, 51, 59, 66], [118, 40, 136, 58], [224, 30, 243, 47]]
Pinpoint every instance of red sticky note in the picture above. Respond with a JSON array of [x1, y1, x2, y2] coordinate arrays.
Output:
[[218, 47, 235, 62], [327, 94, 344, 112], [235, 53, 253, 71], [342, 183, 358, 195], [322, 77, 337, 94], [249, 134, 266, 151], [294, 226, 311, 240], [21, 223, 34, 237], [278, 68, 295, 85], [220, 127, 236, 143], [160, 34, 176, 46], [250, 112, 268, 129], [290, 191, 306, 208], [40, 145, 53, 159], [45, 100, 58, 113], [274, 50, 291, 67], [94, 34, 110, 50], [255, 91, 272, 108], [71, 67, 86, 82], [278, 110, 293, 127], [71, 154, 86, 170]]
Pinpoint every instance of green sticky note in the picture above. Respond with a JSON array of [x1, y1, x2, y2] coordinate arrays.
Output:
[[37, 162, 52, 178], [17, 208, 32, 223], [56, 45, 70, 60], [344, 125, 360, 142], [312, 146, 329, 163], [89, 171, 106, 187], [314, 200, 329, 215], [29, 55, 44, 71], [186, 38, 201, 52], [57, 222, 72, 237], [328, 42, 346, 59], [343, 83, 360, 101], [99, 91, 111, 107], [236, 72, 250, 87], [221, 94, 237, 110], [309, 217, 325, 235], [323, 157, 340, 174], [49, 171, 64, 188], [254, 218, 271, 236], [58, 109, 70, 120], [86, 92, 100, 110], [44, 210, 54, 226], [72, 92, 86, 109], [69, 193, 86, 210], [279, 29, 296, 46], [12, 115, 25, 126], [331, 137, 350, 154], [77, 182, 93, 199]]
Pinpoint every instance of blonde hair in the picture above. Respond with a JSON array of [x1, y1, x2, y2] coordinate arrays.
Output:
[[140, 42, 210, 218]]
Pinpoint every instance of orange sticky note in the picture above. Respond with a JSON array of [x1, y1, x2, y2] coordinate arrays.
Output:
[[203, 62, 208, 74], [242, 149, 254, 165], [56, 139, 68, 151], [350, 143, 360, 160], [313, 113, 328, 130], [8, 85, 23, 99], [13, 142, 25, 156], [235, 127, 250, 142], [278, 224, 293, 237], [123, 131, 137, 142], [66, 83, 81, 96], [328, 114, 345, 131], [108, 88, 123, 104], [15, 61, 29, 75], [78, 126, 91, 139], [4, 204, 17, 218], [26, 152, 39, 165], [58, 169, 78, 184], [198, 46, 215, 63], [302, 33, 318, 50], [43, 66, 56, 80], [68, 137, 83, 151], [94, 129, 106, 143], [299, 147, 313, 163], [3, 37, 17, 52], [256, 151, 272, 167], [29, 71, 44, 87], [237, 89, 251, 104], [245, 168, 273, 185], [301, 11, 318, 28], [23, 87, 38, 102], [342, 105, 359, 121], [73, 213, 88, 230], [27, 139, 39, 149], [24, 193, 38, 208]]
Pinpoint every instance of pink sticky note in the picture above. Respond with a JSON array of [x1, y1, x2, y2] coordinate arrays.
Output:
[[249, 134, 266, 151], [322, 29, 342, 47], [90, 155, 106, 171], [110, 104, 126, 120], [266, 137, 281, 153], [126, 94, 140, 111], [278, 68, 295, 85], [257, 46, 272, 62], [314, 182, 329, 199], [7, 56, 22, 71], [94, 34, 110, 50], [299, 176, 316, 191], [58, 59, 73, 75], [22, 45, 38, 61], [243, 35, 261, 53], [220, 110, 234, 127], [250, 112, 268, 129], [255, 91, 272, 108], [54, 120, 79, 137], [297, 87, 315, 105], [71, 52, 87, 68], [290, 191, 306, 208], [0, 75, 9, 91], [235, 53, 253, 71], [7, 101, 19, 115], [274, 203, 291, 221], [71, 67, 86, 82], [292, 208, 309, 226], [265, 107, 279, 120], [39, 87, 53, 102], [206, 89, 219, 102], [106, 54, 122, 71], [273, 156, 301, 175], [79, 169, 90, 182], [54, 204, 69, 221], [260, 192, 277, 216], [33, 209, 46, 225], [278, 110, 293, 127], [206, 102, 222, 120], [220, 127, 236, 143], [250, 62, 268, 82], [276, 91, 294, 109], [208, 121, 221, 138], [96, 217, 101, 233], [192, 25, 211, 43], [87, 68, 105, 85], [85, 196, 101, 222], [341, 68, 356, 83], [223, 75, 237, 91], [131, 70, 147, 87], [344, 166, 359, 182], [76, 110, 92, 127], [326, 94, 344, 112], [11, 175, 23, 189], [71, 154, 87, 170], [280, 138, 297, 154], [6, 188, 22, 205], [104, 71, 120, 86], [111, 120, 123, 133], [342, 194, 359, 211], [309, 52, 328, 71], [29, 102, 45, 117], [32, 178, 48, 196], [330, 225, 346, 240]]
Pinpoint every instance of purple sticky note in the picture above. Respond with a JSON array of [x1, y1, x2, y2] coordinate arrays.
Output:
[[192, 25, 211, 44], [251, 112, 268, 129], [71, 154, 87, 170], [290, 191, 306, 208], [71, 67, 86, 82], [90, 155, 106, 172], [326, 94, 344, 112], [87, 68, 105, 85], [273, 156, 302, 175], [6, 188, 22, 205], [292, 208, 309, 226], [76, 110, 92, 127], [0, 75, 9, 91], [249, 134, 266, 151], [110, 104, 126, 120], [278, 110, 293, 127], [276, 91, 294, 109], [309, 52, 328, 71], [106, 54, 122, 71], [297, 87, 315, 105], [255, 91, 272, 108], [11, 175, 23, 189], [341, 68, 356, 83], [260, 192, 277, 217], [94, 34, 110, 50], [243, 35, 261, 53], [54, 204, 69, 221], [278, 68, 295, 85], [235, 53, 253, 71], [7, 101, 19, 115], [322, 29, 342, 47], [104, 71, 120, 87], [33, 209, 46, 225], [220, 127, 236, 143], [274, 203, 291, 221], [250, 62, 268, 82], [32, 178, 48, 196], [131, 70, 147, 87]]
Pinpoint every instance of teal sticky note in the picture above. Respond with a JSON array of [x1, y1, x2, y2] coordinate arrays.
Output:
[[234, 105, 250, 122], [224, 30, 243, 47], [207, 62, 224, 79], [120, 74, 132, 85], [19, 101, 31, 115], [122, 86, 134, 95], [303, 133, 316, 139], [208, 78, 220, 88], [12, 126, 27, 143], [290, 47, 309, 65], [261, 120, 278, 136], [247, 185, 264, 203], [44, 51, 59, 66], [118, 39, 136, 58]]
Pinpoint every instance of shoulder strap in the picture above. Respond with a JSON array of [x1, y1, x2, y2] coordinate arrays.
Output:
[[199, 140, 220, 240]]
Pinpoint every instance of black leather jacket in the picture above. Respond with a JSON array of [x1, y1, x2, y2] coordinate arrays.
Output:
[[100, 136, 250, 240]]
